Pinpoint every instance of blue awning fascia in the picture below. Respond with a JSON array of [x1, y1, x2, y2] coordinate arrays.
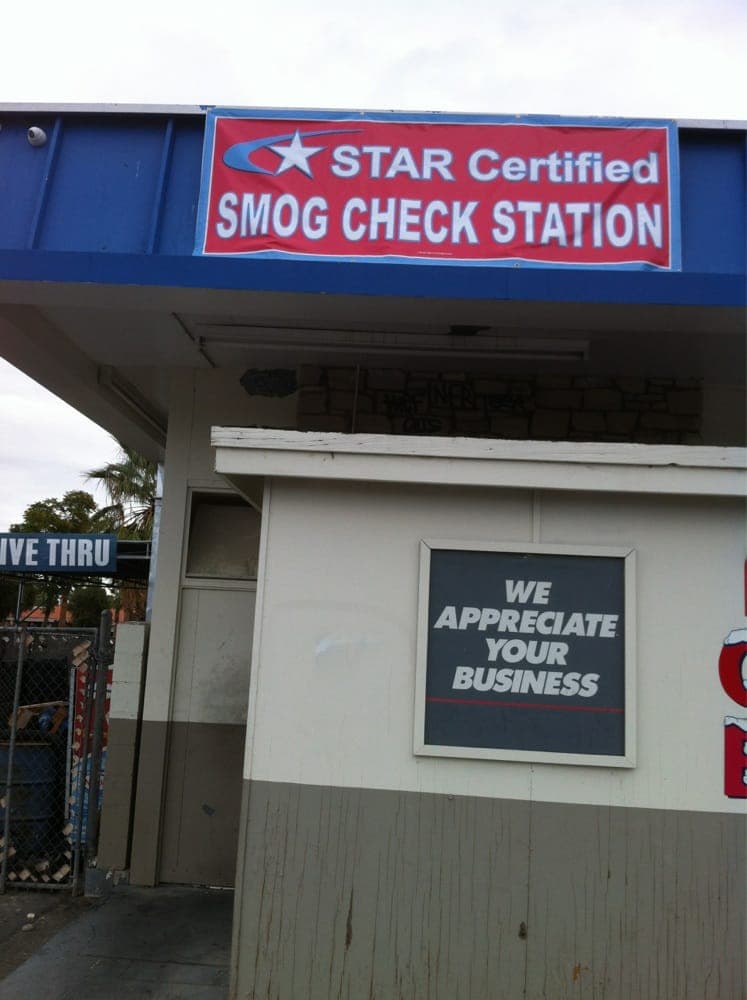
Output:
[[0, 249, 743, 308]]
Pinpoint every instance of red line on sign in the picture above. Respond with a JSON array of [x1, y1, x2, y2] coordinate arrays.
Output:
[[426, 696, 623, 714]]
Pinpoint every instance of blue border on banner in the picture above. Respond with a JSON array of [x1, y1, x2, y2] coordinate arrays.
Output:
[[194, 108, 682, 272]]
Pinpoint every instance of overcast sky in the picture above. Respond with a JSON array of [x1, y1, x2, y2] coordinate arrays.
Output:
[[0, 0, 744, 529], [3, 0, 744, 118], [0, 361, 118, 530]]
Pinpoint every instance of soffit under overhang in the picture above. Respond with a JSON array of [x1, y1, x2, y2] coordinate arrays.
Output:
[[0, 281, 742, 459], [37, 285, 745, 382]]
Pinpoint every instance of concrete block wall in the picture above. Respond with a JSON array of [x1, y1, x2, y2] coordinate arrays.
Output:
[[296, 367, 704, 444]]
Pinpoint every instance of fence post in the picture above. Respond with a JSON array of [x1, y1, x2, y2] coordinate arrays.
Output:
[[85, 611, 112, 860], [13, 578, 24, 627], [72, 640, 97, 893], [1, 627, 26, 893]]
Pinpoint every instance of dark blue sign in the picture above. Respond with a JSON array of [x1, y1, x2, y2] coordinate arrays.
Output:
[[0, 533, 118, 573], [423, 548, 627, 758]]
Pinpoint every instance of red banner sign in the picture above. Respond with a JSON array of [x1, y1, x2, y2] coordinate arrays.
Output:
[[196, 111, 679, 269]]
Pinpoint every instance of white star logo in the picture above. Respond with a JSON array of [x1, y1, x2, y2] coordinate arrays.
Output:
[[268, 131, 325, 177]]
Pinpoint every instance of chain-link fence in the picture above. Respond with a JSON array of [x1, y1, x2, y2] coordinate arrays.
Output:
[[0, 617, 113, 893]]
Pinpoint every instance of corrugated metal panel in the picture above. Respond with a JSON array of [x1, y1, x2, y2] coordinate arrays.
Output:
[[0, 112, 203, 255], [679, 130, 746, 274], [37, 117, 165, 253], [0, 113, 60, 250]]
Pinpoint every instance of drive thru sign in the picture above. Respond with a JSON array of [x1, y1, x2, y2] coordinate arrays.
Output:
[[196, 109, 679, 270], [0, 533, 117, 573]]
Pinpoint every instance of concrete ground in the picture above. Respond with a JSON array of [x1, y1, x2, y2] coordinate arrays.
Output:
[[0, 885, 234, 999]]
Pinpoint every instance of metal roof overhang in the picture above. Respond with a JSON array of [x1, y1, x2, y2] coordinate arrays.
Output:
[[0, 108, 743, 458]]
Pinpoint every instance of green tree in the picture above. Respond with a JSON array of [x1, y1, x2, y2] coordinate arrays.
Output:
[[11, 490, 101, 625], [12, 490, 99, 534], [87, 445, 157, 539], [68, 584, 111, 627]]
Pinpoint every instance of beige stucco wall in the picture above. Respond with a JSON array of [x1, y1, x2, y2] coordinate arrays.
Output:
[[246, 476, 744, 815]]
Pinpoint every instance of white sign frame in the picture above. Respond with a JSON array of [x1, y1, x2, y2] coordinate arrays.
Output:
[[414, 539, 637, 768]]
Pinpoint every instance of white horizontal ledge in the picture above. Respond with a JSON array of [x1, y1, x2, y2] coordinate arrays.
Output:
[[212, 429, 746, 497]]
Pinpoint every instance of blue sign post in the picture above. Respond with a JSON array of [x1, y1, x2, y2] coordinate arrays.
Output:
[[0, 534, 118, 574]]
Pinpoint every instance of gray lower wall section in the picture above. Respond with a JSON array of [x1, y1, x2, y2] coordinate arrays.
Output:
[[160, 721, 246, 887], [98, 717, 140, 871], [130, 719, 169, 885], [130, 720, 245, 888], [232, 780, 745, 1000]]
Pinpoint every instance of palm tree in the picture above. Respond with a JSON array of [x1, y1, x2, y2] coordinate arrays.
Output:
[[86, 445, 157, 540], [87, 444, 157, 622]]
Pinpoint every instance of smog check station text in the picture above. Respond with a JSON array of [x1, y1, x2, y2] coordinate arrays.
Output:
[[198, 116, 678, 269]]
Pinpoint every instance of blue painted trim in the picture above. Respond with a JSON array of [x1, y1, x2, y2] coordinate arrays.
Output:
[[666, 122, 682, 271], [27, 116, 63, 250], [195, 110, 218, 254], [0, 250, 742, 307], [193, 248, 674, 273], [196, 110, 682, 272], [210, 107, 676, 128], [146, 118, 175, 255]]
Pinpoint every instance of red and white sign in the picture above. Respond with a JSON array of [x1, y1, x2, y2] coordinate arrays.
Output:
[[196, 112, 679, 269], [719, 628, 747, 798]]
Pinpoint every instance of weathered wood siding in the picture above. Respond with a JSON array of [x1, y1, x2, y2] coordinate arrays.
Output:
[[232, 781, 745, 1000]]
